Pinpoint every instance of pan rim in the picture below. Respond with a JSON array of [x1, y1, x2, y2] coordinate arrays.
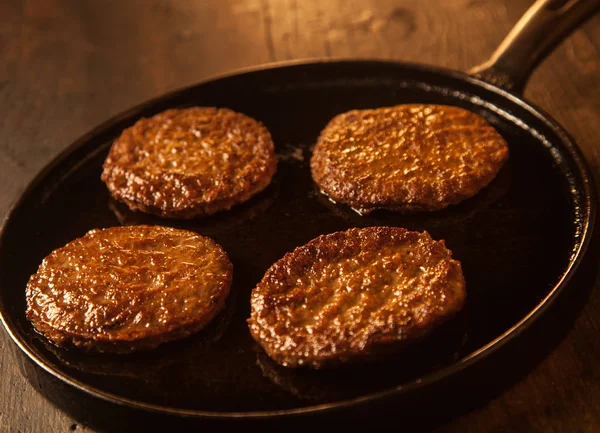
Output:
[[0, 58, 596, 419]]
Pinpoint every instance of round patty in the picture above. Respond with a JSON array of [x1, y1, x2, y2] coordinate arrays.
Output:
[[102, 107, 277, 218], [311, 104, 509, 213], [248, 226, 466, 369], [26, 225, 233, 353]]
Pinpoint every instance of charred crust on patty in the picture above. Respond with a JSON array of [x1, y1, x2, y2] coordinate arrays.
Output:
[[248, 226, 466, 369], [25, 225, 233, 353], [310, 104, 509, 213], [102, 107, 277, 219]]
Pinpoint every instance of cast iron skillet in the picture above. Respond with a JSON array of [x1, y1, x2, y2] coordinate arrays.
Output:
[[0, 0, 598, 431]]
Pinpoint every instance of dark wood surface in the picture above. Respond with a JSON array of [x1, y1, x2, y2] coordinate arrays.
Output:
[[1, 1, 599, 432]]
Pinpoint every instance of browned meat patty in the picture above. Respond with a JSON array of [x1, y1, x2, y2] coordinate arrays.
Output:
[[102, 107, 277, 219], [311, 104, 509, 213], [26, 225, 233, 353], [248, 226, 466, 369]]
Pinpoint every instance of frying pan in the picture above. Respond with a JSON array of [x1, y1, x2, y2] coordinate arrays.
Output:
[[0, 0, 597, 431]]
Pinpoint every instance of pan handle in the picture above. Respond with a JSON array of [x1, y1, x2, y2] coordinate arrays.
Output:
[[469, 0, 599, 94]]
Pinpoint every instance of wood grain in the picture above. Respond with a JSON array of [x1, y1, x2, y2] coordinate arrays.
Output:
[[0, 0, 599, 432]]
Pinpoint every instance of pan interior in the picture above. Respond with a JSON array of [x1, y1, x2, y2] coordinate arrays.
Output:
[[0, 63, 585, 413]]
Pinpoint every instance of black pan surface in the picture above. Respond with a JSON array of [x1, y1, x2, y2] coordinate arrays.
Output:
[[0, 61, 595, 420]]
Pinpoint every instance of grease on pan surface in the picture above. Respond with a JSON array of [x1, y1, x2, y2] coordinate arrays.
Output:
[[26, 225, 233, 353], [311, 104, 509, 213], [248, 226, 466, 369], [102, 107, 277, 218]]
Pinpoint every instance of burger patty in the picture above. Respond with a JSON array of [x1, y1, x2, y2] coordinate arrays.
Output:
[[102, 107, 277, 219], [311, 104, 509, 213], [26, 225, 233, 353], [248, 227, 466, 369]]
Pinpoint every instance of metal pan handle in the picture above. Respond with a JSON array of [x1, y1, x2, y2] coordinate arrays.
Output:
[[469, 0, 599, 94]]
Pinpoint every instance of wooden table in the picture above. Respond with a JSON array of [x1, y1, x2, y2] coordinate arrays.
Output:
[[1, 1, 599, 431]]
